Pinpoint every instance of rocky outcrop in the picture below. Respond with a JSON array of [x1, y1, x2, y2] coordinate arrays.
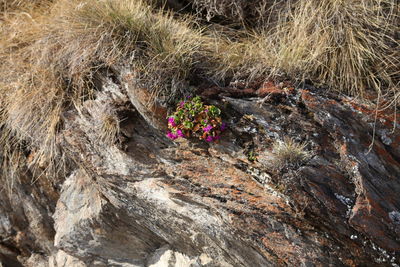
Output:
[[1, 70, 399, 266]]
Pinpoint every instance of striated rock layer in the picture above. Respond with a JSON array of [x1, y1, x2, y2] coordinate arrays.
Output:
[[1, 70, 399, 266]]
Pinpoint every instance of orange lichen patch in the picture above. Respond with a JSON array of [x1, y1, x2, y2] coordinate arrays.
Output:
[[339, 143, 350, 158], [256, 81, 280, 97], [300, 90, 318, 109], [256, 81, 295, 98], [168, 151, 292, 216], [343, 259, 357, 267], [342, 98, 399, 129], [260, 235, 298, 264], [325, 99, 339, 106]]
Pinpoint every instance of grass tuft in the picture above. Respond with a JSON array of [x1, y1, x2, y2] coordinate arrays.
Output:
[[0, 0, 209, 179], [99, 114, 120, 145], [214, 0, 399, 103], [0, 129, 24, 195], [270, 0, 399, 99], [189, 0, 290, 27], [270, 137, 312, 170]]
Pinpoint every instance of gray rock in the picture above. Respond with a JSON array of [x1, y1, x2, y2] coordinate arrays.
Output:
[[1, 74, 400, 266]]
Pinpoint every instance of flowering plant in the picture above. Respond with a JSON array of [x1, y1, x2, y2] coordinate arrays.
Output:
[[166, 96, 226, 142]]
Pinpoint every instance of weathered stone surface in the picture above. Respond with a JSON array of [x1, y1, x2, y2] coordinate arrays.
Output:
[[1, 72, 399, 266], [48, 250, 86, 267], [0, 152, 60, 266]]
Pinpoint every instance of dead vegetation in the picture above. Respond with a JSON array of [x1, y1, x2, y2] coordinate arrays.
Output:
[[0, 0, 398, 186], [189, 0, 291, 27], [0, 0, 210, 185], [0, 129, 25, 194], [0, 0, 48, 13], [270, 138, 312, 170], [212, 0, 399, 103], [100, 115, 120, 145], [1, 0, 26, 12], [270, 0, 399, 99]]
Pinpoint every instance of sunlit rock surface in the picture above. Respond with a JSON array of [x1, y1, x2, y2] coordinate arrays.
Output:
[[1, 73, 399, 266]]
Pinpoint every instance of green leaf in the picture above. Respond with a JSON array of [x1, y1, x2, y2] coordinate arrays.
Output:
[[183, 121, 194, 129], [209, 106, 221, 116], [193, 96, 201, 103]]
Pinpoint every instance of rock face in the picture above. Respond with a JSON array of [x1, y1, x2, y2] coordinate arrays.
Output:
[[1, 71, 399, 266]]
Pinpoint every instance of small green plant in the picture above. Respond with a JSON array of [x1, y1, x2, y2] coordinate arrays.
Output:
[[166, 96, 227, 142], [247, 150, 258, 162]]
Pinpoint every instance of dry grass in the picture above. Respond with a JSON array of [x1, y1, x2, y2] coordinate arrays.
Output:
[[0, 0, 210, 180], [99, 114, 120, 145], [270, 137, 312, 169], [271, 0, 399, 99], [190, 0, 290, 27], [1, 0, 26, 12], [47, 0, 206, 100], [0, 129, 24, 194], [213, 0, 399, 103], [0, 0, 398, 187], [207, 34, 272, 83], [0, 0, 48, 13]]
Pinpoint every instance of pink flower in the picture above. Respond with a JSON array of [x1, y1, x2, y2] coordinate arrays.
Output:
[[220, 122, 227, 131], [177, 129, 185, 138], [203, 125, 213, 132], [166, 132, 178, 140], [205, 136, 214, 142], [213, 135, 220, 141], [179, 101, 185, 108], [168, 117, 176, 127]]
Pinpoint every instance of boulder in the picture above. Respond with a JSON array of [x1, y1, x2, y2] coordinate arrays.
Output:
[[1, 72, 399, 266]]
